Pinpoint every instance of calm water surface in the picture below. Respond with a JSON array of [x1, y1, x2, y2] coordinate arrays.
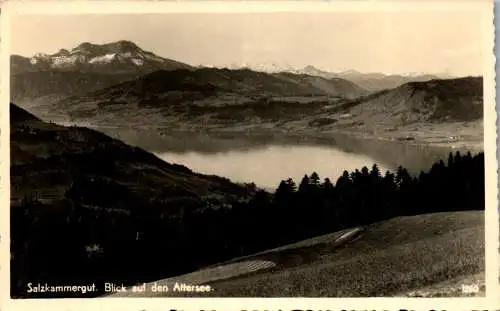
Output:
[[53, 123, 457, 190], [156, 145, 389, 190]]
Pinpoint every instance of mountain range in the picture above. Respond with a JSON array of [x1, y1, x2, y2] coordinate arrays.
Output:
[[11, 44, 366, 103], [206, 63, 454, 92], [10, 40, 483, 150], [288, 65, 454, 92], [11, 40, 454, 103]]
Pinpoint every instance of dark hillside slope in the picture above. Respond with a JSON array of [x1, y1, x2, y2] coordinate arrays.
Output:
[[11, 71, 140, 102], [46, 68, 368, 126], [330, 77, 483, 128], [10, 103, 41, 124], [405, 77, 483, 121], [89, 68, 364, 98], [10, 103, 258, 297], [54, 67, 367, 112], [11, 103, 249, 204]]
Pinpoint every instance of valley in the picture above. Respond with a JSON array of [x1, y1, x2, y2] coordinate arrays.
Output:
[[18, 69, 484, 156]]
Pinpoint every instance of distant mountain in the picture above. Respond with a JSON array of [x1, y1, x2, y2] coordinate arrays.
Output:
[[11, 40, 192, 75], [11, 41, 194, 102], [283, 65, 453, 92]]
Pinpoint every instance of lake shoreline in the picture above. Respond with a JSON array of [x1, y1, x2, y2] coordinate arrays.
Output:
[[34, 104, 484, 155], [56, 121, 484, 154]]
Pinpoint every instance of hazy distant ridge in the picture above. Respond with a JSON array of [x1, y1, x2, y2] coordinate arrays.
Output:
[[283, 65, 455, 92]]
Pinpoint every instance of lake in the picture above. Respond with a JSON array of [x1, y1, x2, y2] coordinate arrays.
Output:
[[61, 126, 463, 191], [156, 145, 390, 190]]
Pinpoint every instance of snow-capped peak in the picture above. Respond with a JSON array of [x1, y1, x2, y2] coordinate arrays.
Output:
[[88, 53, 117, 64], [221, 62, 299, 73], [22, 40, 184, 70], [400, 72, 429, 78], [12, 40, 193, 74]]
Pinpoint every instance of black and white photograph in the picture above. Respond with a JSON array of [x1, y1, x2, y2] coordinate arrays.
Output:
[[4, 0, 497, 302]]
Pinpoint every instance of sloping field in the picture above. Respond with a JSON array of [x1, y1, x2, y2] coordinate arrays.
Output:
[[220, 227, 364, 264], [109, 211, 483, 297], [108, 226, 363, 297]]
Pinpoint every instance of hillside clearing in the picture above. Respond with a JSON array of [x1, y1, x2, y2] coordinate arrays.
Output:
[[108, 211, 483, 297]]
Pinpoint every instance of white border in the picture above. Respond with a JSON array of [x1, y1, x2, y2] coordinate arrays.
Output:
[[0, 1, 497, 310]]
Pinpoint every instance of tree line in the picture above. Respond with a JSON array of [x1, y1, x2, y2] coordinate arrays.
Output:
[[10, 150, 484, 298]]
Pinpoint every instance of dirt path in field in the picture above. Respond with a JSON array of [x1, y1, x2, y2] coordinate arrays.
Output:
[[106, 226, 364, 297]]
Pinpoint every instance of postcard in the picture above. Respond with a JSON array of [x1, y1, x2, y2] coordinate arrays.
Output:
[[0, 1, 497, 310]]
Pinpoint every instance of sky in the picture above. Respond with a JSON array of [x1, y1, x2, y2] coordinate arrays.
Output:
[[10, 11, 486, 76]]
